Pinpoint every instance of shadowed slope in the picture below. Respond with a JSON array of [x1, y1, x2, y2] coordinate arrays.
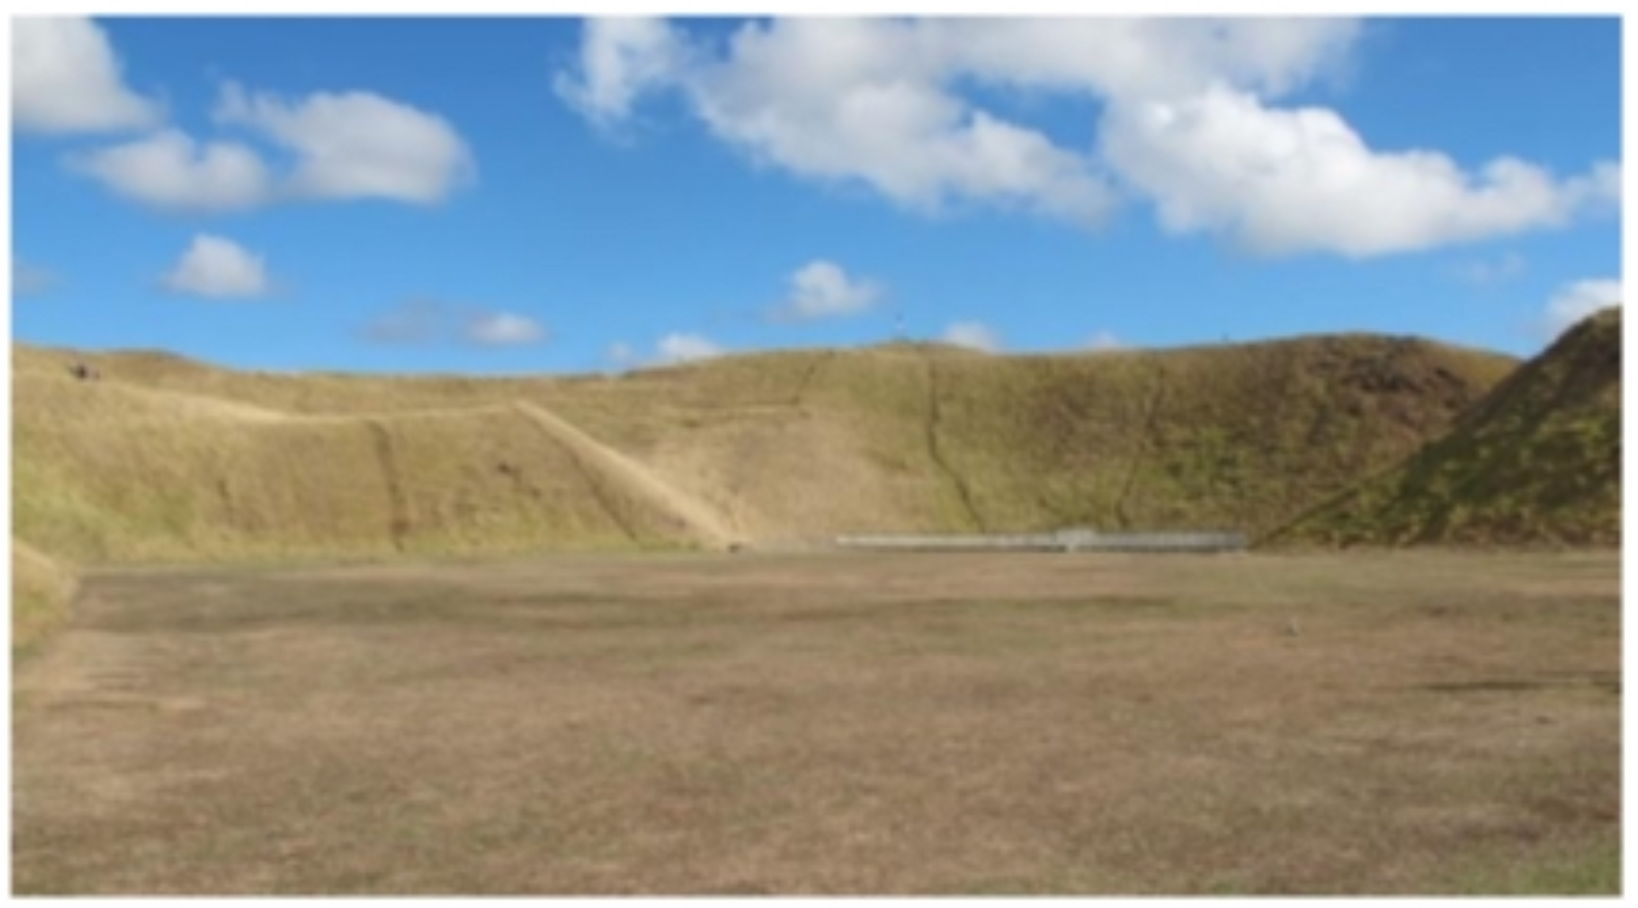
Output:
[[1268, 309, 1621, 547], [906, 335, 1517, 535]]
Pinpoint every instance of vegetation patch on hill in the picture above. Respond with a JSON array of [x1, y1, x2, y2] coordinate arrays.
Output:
[[1268, 309, 1621, 548]]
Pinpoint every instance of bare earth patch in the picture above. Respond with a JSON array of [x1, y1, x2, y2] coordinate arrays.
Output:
[[12, 551, 1619, 895]]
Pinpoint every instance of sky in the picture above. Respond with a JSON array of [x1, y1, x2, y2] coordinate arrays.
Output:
[[7, 13, 1625, 375]]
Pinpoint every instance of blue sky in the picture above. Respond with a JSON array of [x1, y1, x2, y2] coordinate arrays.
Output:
[[8, 15, 1624, 375]]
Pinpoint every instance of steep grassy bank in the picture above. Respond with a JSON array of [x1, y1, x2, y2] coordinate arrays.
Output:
[[1270, 309, 1621, 547]]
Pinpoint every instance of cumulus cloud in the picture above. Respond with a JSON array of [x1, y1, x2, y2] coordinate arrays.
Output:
[[656, 332, 725, 364], [1544, 279, 1621, 336], [72, 83, 475, 212], [464, 311, 547, 346], [941, 320, 1000, 352], [161, 234, 271, 299], [772, 259, 882, 321], [914, 17, 1359, 103], [69, 128, 273, 211], [560, 17, 1132, 226], [686, 18, 1119, 226], [553, 17, 689, 127], [1100, 85, 1620, 258], [12, 16, 160, 134], [560, 16, 1616, 255], [214, 82, 475, 204], [13, 259, 56, 296], [555, 17, 1360, 228]]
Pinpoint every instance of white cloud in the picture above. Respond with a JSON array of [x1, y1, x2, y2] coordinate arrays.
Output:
[[70, 82, 473, 212], [13, 259, 56, 296], [773, 259, 882, 321], [686, 19, 1119, 226], [557, 18, 1363, 229], [1086, 329, 1122, 351], [215, 82, 474, 204], [941, 320, 1000, 352], [607, 341, 638, 368], [465, 311, 546, 346], [656, 332, 725, 364], [915, 17, 1359, 103], [69, 128, 273, 211], [553, 17, 688, 127], [560, 17, 1615, 255], [161, 234, 271, 299], [1545, 279, 1621, 336], [1099, 84, 1619, 258], [562, 17, 1134, 227], [1456, 251, 1527, 285], [12, 16, 160, 134]]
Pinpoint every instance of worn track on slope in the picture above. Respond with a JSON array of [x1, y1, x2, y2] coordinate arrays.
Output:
[[512, 401, 736, 549]]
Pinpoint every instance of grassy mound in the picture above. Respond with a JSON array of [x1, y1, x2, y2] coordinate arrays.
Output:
[[1268, 308, 1621, 547]]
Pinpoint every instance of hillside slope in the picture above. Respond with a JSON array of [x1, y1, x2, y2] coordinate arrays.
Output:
[[11, 540, 76, 654], [14, 331, 1518, 567], [1268, 309, 1621, 547], [12, 371, 714, 565]]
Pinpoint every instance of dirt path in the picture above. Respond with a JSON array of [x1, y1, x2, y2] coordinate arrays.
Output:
[[513, 401, 738, 549]]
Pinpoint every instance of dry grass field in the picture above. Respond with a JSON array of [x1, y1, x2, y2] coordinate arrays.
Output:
[[12, 550, 1619, 895]]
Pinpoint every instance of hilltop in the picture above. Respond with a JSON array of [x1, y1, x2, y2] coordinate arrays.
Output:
[[1268, 308, 1621, 548]]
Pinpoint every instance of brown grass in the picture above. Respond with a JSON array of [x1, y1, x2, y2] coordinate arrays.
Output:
[[12, 550, 1618, 895], [12, 371, 710, 563], [14, 333, 1516, 569], [10, 539, 77, 654]]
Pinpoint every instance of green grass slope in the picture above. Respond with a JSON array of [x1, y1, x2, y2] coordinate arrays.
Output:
[[913, 334, 1518, 535], [1267, 308, 1621, 547]]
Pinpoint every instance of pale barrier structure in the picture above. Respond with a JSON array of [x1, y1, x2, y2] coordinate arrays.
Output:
[[833, 528, 1247, 553]]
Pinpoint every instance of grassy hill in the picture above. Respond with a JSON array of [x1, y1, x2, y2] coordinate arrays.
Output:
[[13, 329, 1535, 647], [11, 375, 719, 566], [1267, 309, 1621, 548], [15, 331, 1515, 569]]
